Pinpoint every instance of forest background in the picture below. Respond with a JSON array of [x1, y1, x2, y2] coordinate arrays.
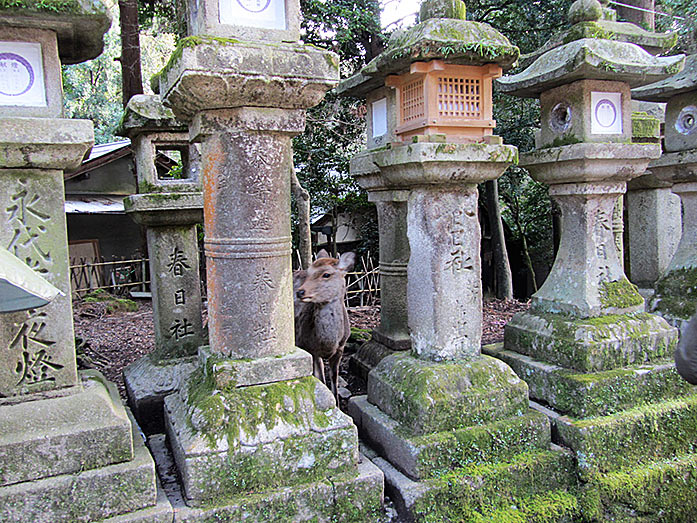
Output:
[[62, 0, 697, 298]]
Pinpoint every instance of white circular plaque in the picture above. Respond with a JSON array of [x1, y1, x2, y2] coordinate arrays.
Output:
[[236, 0, 271, 13], [595, 99, 617, 128], [0, 52, 34, 97]]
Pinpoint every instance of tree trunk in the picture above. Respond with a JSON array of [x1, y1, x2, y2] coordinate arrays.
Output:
[[514, 212, 538, 293], [119, 0, 144, 107], [290, 167, 312, 269], [551, 199, 562, 258], [616, 0, 655, 30], [485, 180, 513, 300]]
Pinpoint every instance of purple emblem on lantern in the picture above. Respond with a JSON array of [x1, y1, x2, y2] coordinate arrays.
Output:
[[0, 53, 35, 97], [236, 0, 272, 13], [595, 99, 618, 129]]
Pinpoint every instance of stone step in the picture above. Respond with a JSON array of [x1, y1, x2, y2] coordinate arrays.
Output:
[[0, 412, 161, 523], [0, 370, 133, 487], [543, 394, 697, 476], [484, 342, 693, 418], [349, 394, 551, 480], [581, 453, 697, 522], [373, 444, 579, 522]]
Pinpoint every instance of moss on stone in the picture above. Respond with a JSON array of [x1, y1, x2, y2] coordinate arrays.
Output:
[[82, 289, 138, 313], [562, 21, 616, 44], [599, 277, 644, 309], [631, 111, 660, 140], [654, 267, 697, 320], [545, 134, 583, 149], [349, 327, 372, 343]]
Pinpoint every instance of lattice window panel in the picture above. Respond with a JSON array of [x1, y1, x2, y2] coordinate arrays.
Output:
[[401, 78, 425, 123], [437, 77, 481, 118]]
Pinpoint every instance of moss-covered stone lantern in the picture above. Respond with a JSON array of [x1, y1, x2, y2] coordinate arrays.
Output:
[[490, 2, 697, 519], [634, 54, 697, 329]]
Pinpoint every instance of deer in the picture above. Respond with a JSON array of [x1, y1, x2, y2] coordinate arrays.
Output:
[[675, 314, 697, 385], [293, 250, 355, 403]]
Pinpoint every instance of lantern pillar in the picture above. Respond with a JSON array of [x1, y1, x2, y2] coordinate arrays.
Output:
[[634, 54, 697, 331], [157, 0, 383, 517], [0, 5, 172, 521], [119, 94, 205, 435], [494, 1, 697, 518], [342, 1, 581, 519]]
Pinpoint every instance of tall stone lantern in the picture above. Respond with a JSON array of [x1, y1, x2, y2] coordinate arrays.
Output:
[[494, 1, 697, 518], [119, 94, 206, 434], [0, 3, 172, 521], [156, 0, 383, 517], [344, 1, 581, 519], [633, 55, 697, 331]]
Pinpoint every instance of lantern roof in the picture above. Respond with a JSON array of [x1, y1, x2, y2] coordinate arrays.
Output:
[[497, 0, 684, 98], [632, 54, 697, 102], [0, 0, 111, 64], [521, 0, 677, 68], [337, 0, 519, 97], [118, 95, 186, 138]]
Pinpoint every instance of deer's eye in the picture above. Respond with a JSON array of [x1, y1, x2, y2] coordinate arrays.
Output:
[[322, 273, 331, 279]]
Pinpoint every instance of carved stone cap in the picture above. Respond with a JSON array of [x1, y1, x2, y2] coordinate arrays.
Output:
[[632, 54, 697, 102], [419, 0, 466, 21], [124, 192, 204, 226], [497, 38, 685, 98], [118, 95, 186, 138], [338, 17, 518, 98], [0, 0, 111, 64]]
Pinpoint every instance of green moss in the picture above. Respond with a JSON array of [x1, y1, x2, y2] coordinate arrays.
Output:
[[82, 289, 138, 313], [0, 0, 81, 13], [599, 277, 644, 309], [154, 35, 241, 86], [544, 134, 582, 149], [349, 327, 372, 343], [631, 111, 661, 140], [562, 22, 616, 44], [654, 267, 697, 320]]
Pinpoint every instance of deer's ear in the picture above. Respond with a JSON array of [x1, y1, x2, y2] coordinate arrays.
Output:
[[337, 252, 355, 272], [316, 249, 330, 259]]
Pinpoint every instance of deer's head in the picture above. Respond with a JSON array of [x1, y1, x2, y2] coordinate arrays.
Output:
[[296, 250, 355, 304]]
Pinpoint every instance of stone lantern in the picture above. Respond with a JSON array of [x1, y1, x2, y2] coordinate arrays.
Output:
[[342, 1, 585, 519], [633, 54, 697, 330], [0, 3, 172, 521], [493, 0, 697, 518], [156, 0, 383, 517], [119, 94, 206, 435]]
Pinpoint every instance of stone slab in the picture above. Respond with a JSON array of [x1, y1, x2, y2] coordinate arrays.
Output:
[[124, 192, 203, 226], [199, 345, 313, 388], [484, 342, 694, 418], [632, 54, 697, 102], [0, 117, 93, 170], [0, 370, 133, 487], [349, 339, 397, 383], [0, 409, 158, 522], [367, 353, 529, 436], [349, 395, 551, 480], [103, 479, 173, 523], [370, 443, 578, 522], [118, 94, 185, 137], [171, 457, 384, 522], [504, 311, 678, 372], [123, 354, 198, 435], [164, 375, 359, 505], [552, 393, 697, 477]]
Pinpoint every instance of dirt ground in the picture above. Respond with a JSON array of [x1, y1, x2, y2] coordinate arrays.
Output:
[[73, 297, 530, 402]]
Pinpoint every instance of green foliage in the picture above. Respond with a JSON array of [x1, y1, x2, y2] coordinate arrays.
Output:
[[656, 0, 697, 54], [0, 0, 80, 12]]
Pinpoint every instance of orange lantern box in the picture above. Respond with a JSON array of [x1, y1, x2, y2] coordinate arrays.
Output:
[[386, 59, 501, 143]]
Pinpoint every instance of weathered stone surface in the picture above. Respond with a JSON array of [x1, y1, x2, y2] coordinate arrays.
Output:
[[0, 168, 81, 395], [350, 340, 398, 382], [504, 311, 677, 372], [664, 90, 697, 152], [484, 342, 693, 418], [497, 38, 684, 98], [0, 0, 111, 64], [626, 187, 681, 288], [103, 480, 173, 523], [181, 0, 301, 44], [632, 53, 697, 102], [0, 370, 132, 486], [199, 345, 313, 388], [649, 149, 697, 185], [164, 375, 359, 505], [118, 94, 185, 137], [124, 193, 203, 226], [350, 395, 550, 480], [172, 458, 384, 523], [374, 445, 579, 522], [159, 39, 339, 120], [123, 354, 197, 435], [0, 117, 93, 170], [553, 393, 697, 476], [367, 353, 529, 436]]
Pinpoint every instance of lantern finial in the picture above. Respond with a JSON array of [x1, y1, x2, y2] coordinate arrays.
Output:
[[419, 0, 466, 22], [568, 0, 603, 25]]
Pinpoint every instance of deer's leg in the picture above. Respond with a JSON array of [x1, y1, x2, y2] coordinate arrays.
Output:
[[313, 356, 326, 386], [328, 347, 344, 403]]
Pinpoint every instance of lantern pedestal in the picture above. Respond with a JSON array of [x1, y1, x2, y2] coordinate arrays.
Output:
[[158, 37, 384, 518], [348, 143, 579, 521]]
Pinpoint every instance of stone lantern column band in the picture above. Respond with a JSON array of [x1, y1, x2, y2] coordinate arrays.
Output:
[[204, 236, 292, 259]]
